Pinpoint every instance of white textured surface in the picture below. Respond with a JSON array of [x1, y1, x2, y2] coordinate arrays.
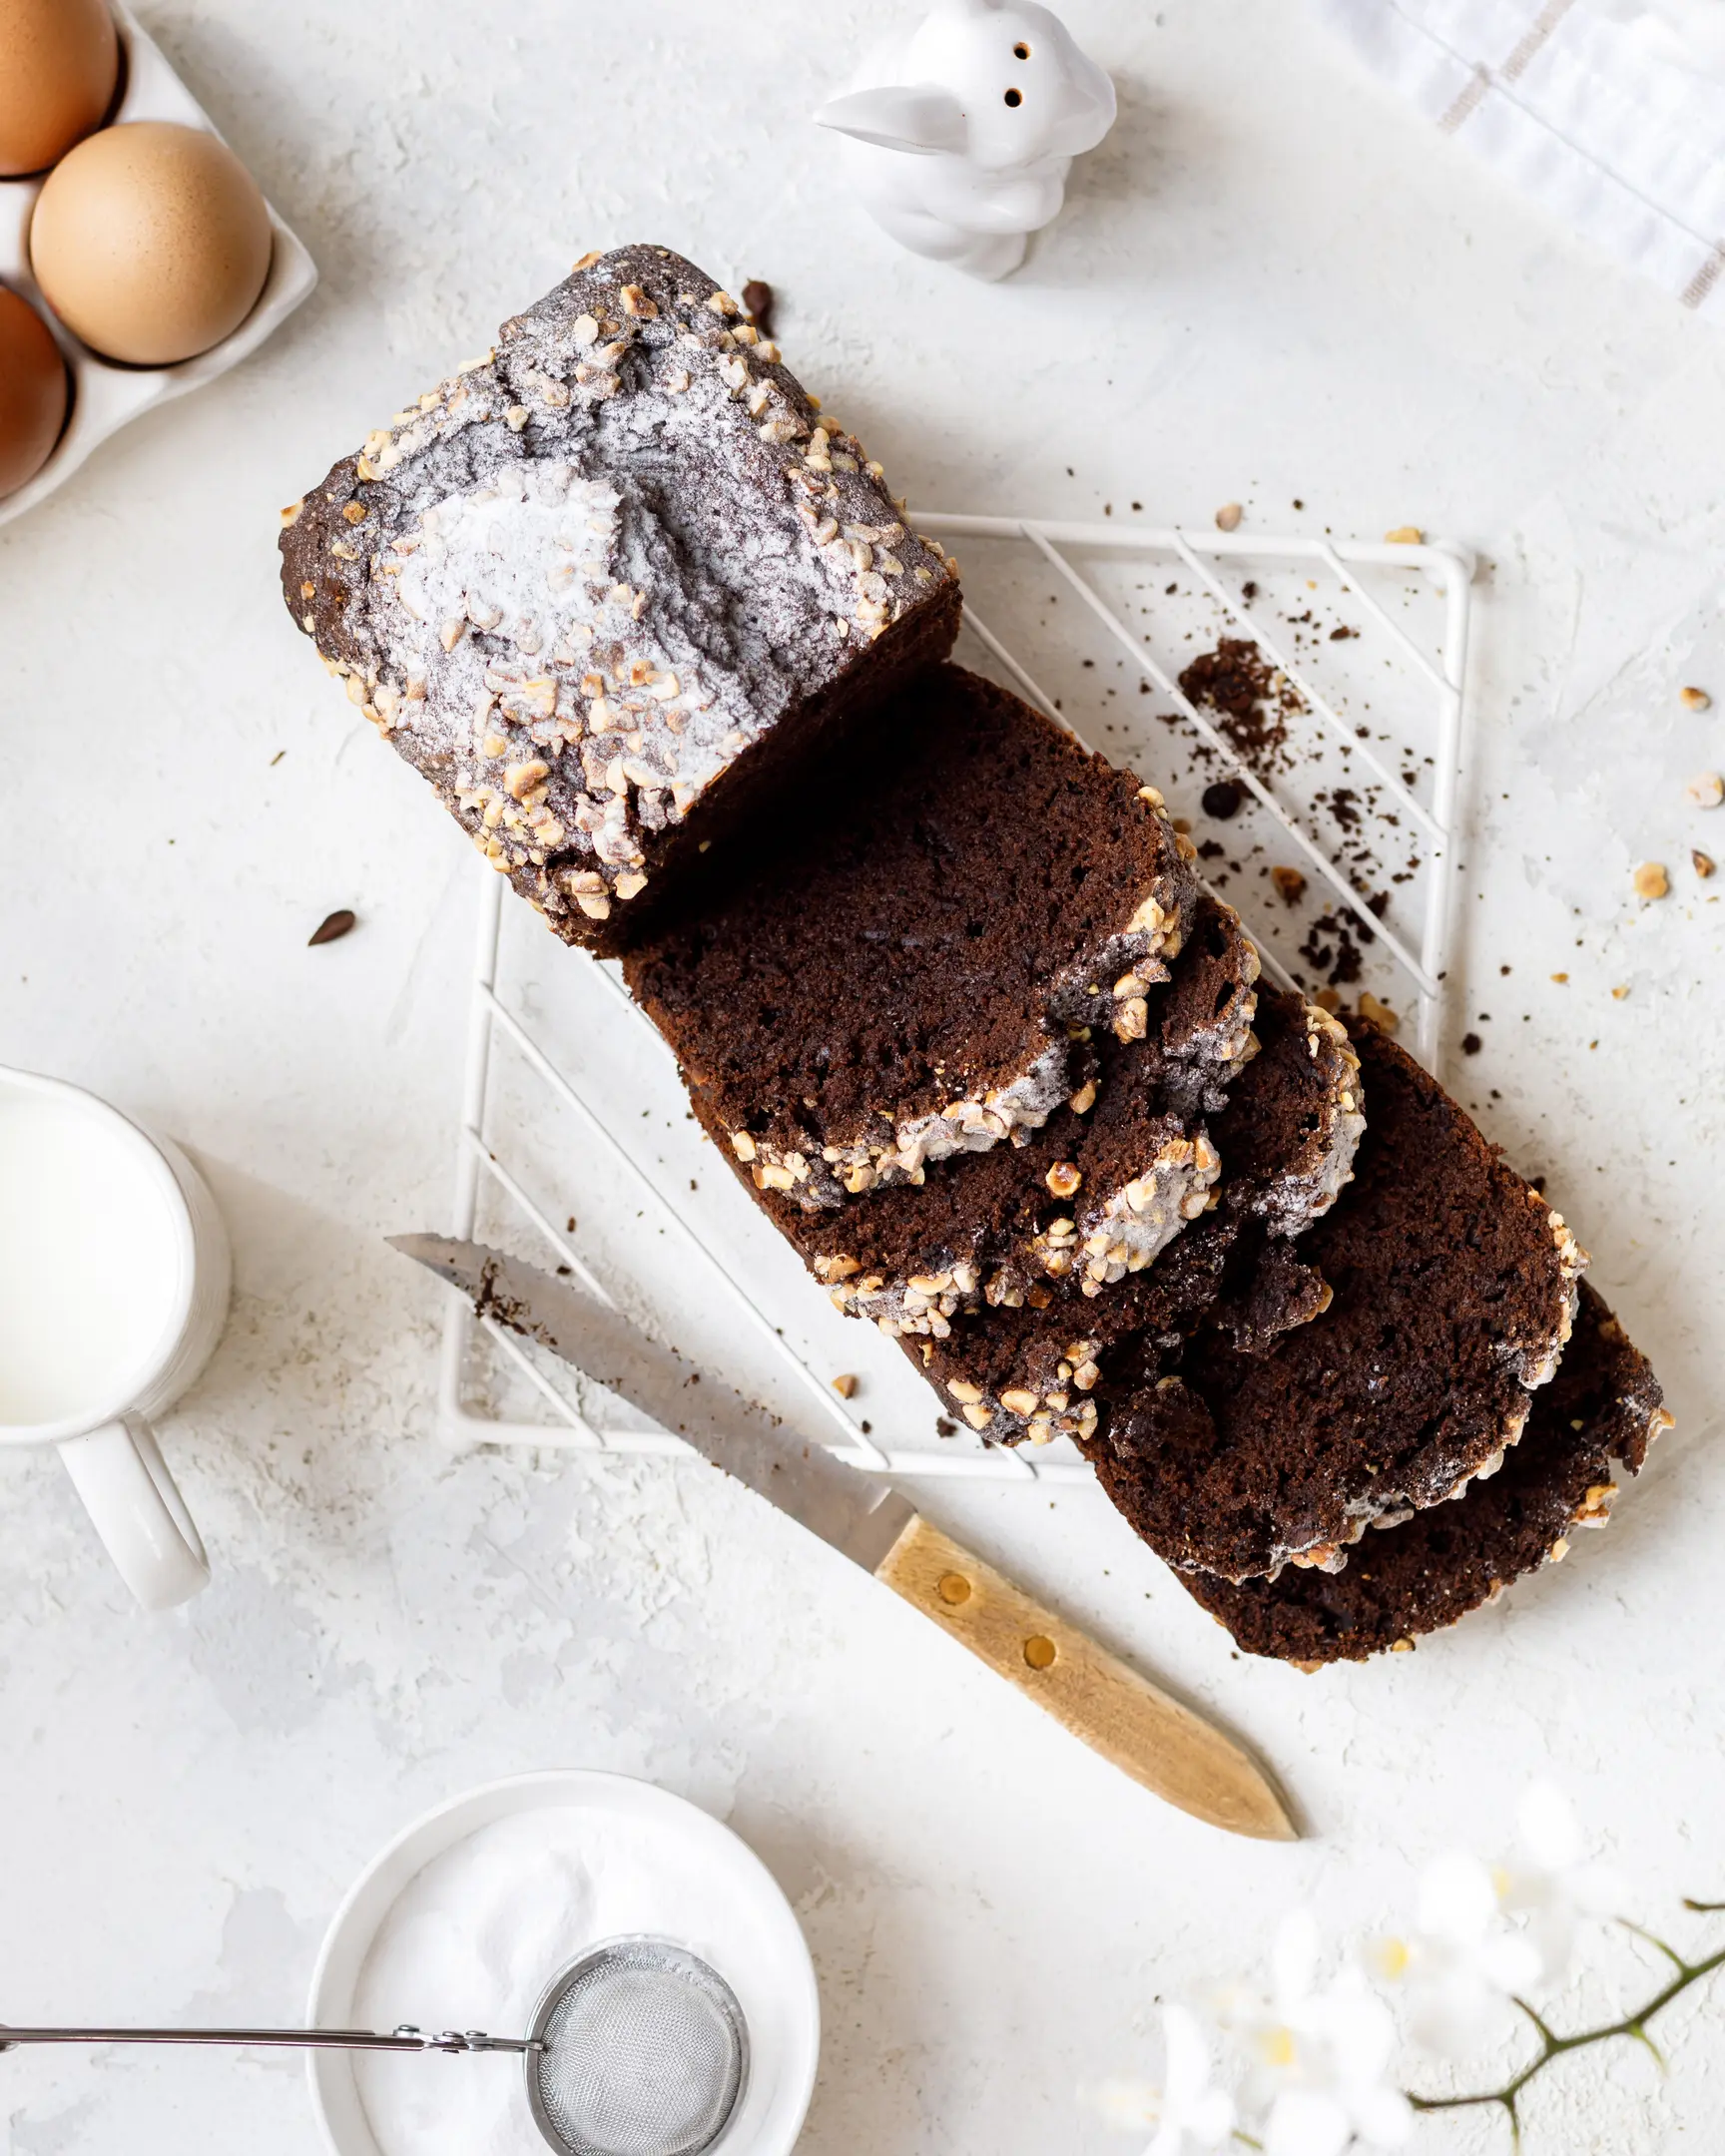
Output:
[[0, 3, 1721, 2151]]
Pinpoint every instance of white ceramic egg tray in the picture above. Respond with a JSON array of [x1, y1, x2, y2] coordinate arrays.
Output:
[[0, 0, 316, 531], [436, 519, 1477, 1482]]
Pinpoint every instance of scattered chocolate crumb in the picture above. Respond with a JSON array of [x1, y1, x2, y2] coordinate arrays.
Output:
[[1299, 908, 1368, 985], [1241, 581, 1258, 602], [741, 279, 775, 334], [1271, 865, 1307, 905], [935, 1415, 957, 1437], [308, 908, 356, 946], [1179, 639, 1305, 780], [1461, 1032, 1482, 1054], [1202, 779, 1244, 819], [566, 1216, 577, 1232], [1329, 626, 1357, 641]]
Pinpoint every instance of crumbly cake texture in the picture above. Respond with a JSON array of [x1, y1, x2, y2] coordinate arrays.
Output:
[[739, 896, 1261, 1337], [1094, 1017, 1586, 1584], [625, 665, 1200, 1209], [905, 983, 1357, 1445], [1180, 1284, 1669, 1665], [278, 244, 961, 957], [1213, 997, 1365, 1236]]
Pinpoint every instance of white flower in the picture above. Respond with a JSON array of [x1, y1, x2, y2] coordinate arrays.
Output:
[[1132, 2004, 1235, 2155], [1500, 1782, 1626, 1983], [1393, 1849, 1542, 2057], [1233, 1912, 1413, 2156]]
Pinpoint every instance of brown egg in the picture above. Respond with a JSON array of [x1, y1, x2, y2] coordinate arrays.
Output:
[[31, 120, 273, 366], [0, 0, 119, 177], [0, 286, 68, 496]]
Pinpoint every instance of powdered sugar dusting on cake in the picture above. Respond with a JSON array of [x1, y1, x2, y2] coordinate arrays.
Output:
[[281, 244, 960, 936]]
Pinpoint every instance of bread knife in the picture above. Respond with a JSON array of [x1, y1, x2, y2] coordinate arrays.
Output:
[[391, 1233, 1297, 1843]]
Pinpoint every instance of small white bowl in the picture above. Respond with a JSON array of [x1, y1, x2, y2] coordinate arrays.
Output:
[[0, 0, 316, 531], [307, 1771, 821, 2156]]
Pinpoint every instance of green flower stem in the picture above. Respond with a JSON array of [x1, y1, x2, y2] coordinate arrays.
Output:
[[1408, 1909, 1725, 2144]]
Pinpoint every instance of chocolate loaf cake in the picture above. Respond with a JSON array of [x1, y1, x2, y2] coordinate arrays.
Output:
[[279, 245, 961, 955], [740, 896, 1261, 1336], [1093, 1017, 1584, 1583], [1180, 1284, 1669, 1664], [625, 665, 1200, 1208], [907, 984, 1361, 1443]]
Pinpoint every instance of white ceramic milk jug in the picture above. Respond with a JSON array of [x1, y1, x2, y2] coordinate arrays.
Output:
[[0, 1065, 226, 1609]]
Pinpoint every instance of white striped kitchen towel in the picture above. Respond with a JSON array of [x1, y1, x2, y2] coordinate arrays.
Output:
[[1309, 0, 1725, 318]]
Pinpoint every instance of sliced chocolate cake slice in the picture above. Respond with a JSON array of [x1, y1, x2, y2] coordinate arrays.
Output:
[[279, 244, 961, 955], [906, 984, 1362, 1442], [1179, 1284, 1668, 1664], [1093, 1017, 1585, 1584], [626, 666, 1200, 1209], [732, 896, 1261, 1337]]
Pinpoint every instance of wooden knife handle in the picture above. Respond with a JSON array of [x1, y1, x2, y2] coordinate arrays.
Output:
[[874, 1513, 1297, 1842]]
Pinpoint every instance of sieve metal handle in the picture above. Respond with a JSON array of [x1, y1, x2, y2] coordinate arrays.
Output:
[[0, 2023, 535, 2055]]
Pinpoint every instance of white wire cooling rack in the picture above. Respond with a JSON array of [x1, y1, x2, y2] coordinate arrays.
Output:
[[436, 516, 1476, 1479]]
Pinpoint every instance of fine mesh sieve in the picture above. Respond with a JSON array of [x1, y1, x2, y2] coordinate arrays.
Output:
[[527, 1937, 749, 2156], [0, 1933, 749, 2156]]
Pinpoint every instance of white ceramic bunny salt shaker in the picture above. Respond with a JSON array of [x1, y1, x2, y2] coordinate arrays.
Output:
[[814, 0, 1116, 280]]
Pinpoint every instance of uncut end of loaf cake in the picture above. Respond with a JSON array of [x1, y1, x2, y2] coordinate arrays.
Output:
[[1179, 1283, 1669, 1665], [278, 244, 961, 956], [626, 666, 1203, 1208]]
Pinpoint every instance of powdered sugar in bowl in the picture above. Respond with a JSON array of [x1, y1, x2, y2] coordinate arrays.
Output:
[[308, 1772, 820, 2156]]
